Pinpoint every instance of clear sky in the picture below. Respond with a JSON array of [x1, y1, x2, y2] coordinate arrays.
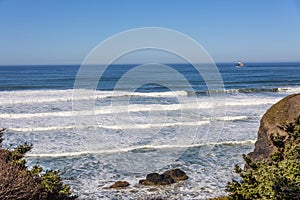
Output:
[[0, 0, 300, 65]]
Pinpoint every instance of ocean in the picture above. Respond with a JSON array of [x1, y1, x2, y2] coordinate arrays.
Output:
[[0, 63, 300, 199]]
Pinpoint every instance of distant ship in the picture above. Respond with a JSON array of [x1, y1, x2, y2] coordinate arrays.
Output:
[[235, 60, 244, 67]]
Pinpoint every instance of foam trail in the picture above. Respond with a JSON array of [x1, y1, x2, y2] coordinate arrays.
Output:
[[26, 140, 256, 158], [278, 86, 300, 93], [0, 103, 211, 119], [8, 126, 75, 132], [100, 120, 210, 130], [226, 99, 278, 106], [112, 90, 188, 97], [8, 120, 210, 132], [6, 115, 250, 132], [0, 86, 299, 106], [0, 96, 275, 119], [0, 112, 74, 119], [206, 86, 300, 94], [215, 116, 249, 121], [0, 90, 188, 105]]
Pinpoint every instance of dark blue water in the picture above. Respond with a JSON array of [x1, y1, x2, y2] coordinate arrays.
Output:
[[1, 63, 299, 92], [219, 62, 300, 91], [0, 65, 78, 90]]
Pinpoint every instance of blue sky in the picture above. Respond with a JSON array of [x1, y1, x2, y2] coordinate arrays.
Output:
[[0, 0, 300, 65]]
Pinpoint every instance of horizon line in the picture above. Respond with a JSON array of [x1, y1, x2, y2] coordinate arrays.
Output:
[[1, 61, 300, 67]]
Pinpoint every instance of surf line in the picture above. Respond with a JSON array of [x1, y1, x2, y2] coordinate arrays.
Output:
[[26, 140, 256, 158]]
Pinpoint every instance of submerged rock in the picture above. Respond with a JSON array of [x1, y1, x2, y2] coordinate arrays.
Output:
[[248, 93, 300, 162], [109, 181, 130, 189], [139, 169, 188, 186]]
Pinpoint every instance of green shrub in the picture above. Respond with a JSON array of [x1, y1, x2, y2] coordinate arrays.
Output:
[[0, 129, 77, 200], [226, 116, 300, 200]]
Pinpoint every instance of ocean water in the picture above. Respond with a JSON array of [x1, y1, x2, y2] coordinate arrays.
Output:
[[0, 63, 300, 199]]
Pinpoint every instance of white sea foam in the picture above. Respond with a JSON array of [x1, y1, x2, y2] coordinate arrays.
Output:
[[0, 112, 73, 119], [210, 86, 300, 94], [226, 98, 278, 106], [278, 86, 300, 93], [0, 86, 297, 106], [26, 139, 256, 158], [8, 126, 75, 132], [0, 89, 188, 105], [0, 95, 275, 120], [8, 120, 210, 132], [214, 115, 249, 121], [5, 115, 250, 132], [0, 102, 210, 119]]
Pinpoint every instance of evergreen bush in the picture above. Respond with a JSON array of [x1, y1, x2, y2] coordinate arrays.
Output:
[[0, 129, 77, 200], [226, 116, 300, 200]]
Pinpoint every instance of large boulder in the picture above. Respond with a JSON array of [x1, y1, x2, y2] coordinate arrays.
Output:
[[139, 169, 188, 186], [139, 173, 175, 186], [163, 169, 188, 182], [248, 93, 300, 162]]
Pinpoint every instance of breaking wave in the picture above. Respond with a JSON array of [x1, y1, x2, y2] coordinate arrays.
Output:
[[26, 139, 256, 158], [0, 89, 188, 106], [189, 86, 300, 95], [0, 86, 299, 106], [7, 120, 210, 132]]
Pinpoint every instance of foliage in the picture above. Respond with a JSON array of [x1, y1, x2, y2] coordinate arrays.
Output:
[[226, 116, 300, 200], [0, 129, 77, 200]]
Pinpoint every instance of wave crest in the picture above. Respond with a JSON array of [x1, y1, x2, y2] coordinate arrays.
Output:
[[26, 139, 256, 158]]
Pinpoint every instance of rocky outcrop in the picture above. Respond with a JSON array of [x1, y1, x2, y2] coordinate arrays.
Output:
[[248, 93, 300, 162], [107, 169, 188, 189], [109, 181, 130, 189], [139, 168, 188, 186], [139, 173, 175, 186], [163, 169, 188, 182]]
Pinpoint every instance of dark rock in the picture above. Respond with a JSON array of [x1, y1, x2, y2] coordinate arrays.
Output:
[[146, 173, 162, 183], [109, 181, 130, 189], [139, 169, 188, 186], [248, 93, 300, 162], [148, 198, 165, 200], [163, 168, 188, 181], [147, 187, 159, 192], [139, 173, 175, 186]]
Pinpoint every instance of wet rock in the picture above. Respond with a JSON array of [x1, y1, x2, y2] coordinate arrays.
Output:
[[163, 168, 188, 181], [248, 93, 300, 162], [147, 187, 158, 192], [139, 169, 187, 186], [109, 180, 130, 189], [139, 173, 175, 186]]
